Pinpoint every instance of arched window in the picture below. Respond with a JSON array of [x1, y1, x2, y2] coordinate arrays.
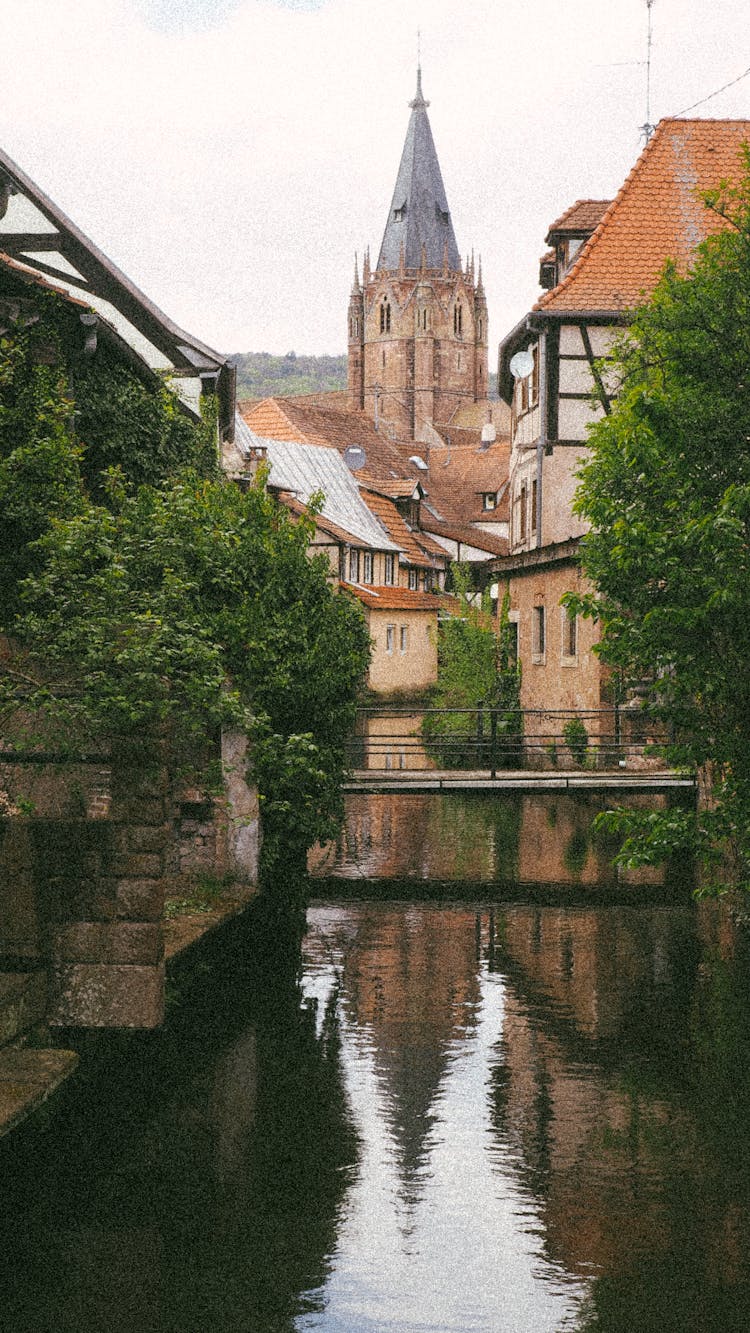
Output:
[[380, 301, 391, 334], [478, 318, 483, 341], [454, 303, 463, 336]]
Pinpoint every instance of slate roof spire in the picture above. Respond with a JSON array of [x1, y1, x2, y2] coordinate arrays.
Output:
[[377, 68, 460, 273]]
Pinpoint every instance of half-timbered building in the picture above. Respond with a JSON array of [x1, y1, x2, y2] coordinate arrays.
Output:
[[492, 117, 750, 753]]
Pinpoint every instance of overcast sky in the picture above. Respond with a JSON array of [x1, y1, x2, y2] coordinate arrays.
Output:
[[2, 0, 749, 357]]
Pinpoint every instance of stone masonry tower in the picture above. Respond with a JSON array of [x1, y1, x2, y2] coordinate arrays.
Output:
[[348, 69, 488, 442]]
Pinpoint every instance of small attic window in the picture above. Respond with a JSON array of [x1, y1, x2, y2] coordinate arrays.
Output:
[[435, 204, 450, 224], [393, 203, 407, 222]]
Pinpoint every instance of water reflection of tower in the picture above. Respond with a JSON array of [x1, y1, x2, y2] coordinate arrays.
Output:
[[340, 906, 483, 1201]]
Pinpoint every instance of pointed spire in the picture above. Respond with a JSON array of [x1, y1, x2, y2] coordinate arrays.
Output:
[[352, 252, 361, 293], [363, 247, 371, 284], [476, 255, 484, 295], [376, 70, 460, 272]]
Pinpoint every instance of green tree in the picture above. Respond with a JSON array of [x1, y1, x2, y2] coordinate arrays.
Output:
[[568, 152, 750, 886], [422, 567, 521, 768], [1, 289, 370, 889]]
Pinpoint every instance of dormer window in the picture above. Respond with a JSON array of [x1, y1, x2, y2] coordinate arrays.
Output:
[[482, 492, 497, 510], [393, 203, 407, 222]]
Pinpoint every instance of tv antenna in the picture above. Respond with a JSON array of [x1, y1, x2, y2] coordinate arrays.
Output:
[[641, 1, 656, 141]]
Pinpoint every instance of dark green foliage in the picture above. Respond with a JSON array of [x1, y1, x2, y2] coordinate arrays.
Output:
[[422, 569, 522, 768], [568, 150, 750, 886], [73, 341, 219, 492], [563, 716, 589, 767], [1, 287, 371, 881]]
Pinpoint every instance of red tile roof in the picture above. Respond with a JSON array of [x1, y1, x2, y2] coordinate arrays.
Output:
[[344, 585, 456, 612], [545, 199, 611, 240], [241, 396, 413, 481], [359, 488, 445, 568], [538, 119, 750, 314], [421, 516, 508, 556]]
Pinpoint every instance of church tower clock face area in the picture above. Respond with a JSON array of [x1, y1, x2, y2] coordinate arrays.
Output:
[[348, 68, 488, 442]]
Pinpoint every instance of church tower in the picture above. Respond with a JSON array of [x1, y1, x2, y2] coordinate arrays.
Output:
[[348, 69, 489, 442]]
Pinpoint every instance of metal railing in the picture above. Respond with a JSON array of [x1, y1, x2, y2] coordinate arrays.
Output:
[[347, 704, 663, 778]]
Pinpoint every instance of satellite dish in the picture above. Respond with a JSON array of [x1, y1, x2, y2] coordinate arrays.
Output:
[[343, 444, 367, 472], [509, 348, 534, 379]]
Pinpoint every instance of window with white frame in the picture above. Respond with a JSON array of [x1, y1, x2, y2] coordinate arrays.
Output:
[[362, 551, 374, 584], [399, 625, 408, 654], [386, 624, 395, 654], [348, 548, 360, 583], [483, 492, 497, 510], [408, 567, 419, 591], [384, 553, 395, 585]]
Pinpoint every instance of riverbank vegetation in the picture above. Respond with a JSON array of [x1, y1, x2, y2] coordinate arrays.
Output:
[[568, 157, 750, 891], [0, 287, 370, 884], [422, 568, 522, 768]]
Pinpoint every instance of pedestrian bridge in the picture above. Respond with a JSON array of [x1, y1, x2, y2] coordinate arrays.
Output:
[[344, 768, 695, 794]]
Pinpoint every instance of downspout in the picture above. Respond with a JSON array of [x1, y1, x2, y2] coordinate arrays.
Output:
[[534, 324, 546, 548]]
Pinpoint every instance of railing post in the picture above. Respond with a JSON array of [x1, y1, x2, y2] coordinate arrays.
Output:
[[490, 709, 498, 780]]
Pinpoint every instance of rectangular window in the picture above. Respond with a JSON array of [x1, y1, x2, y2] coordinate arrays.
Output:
[[519, 484, 528, 542], [384, 553, 394, 586], [483, 492, 497, 510], [399, 625, 408, 654], [348, 548, 359, 583], [386, 624, 395, 654], [531, 479, 538, 534], [533, 605, 546, 660], [408, 567, 419, 591], [531, 343, 540, 406], [506, 621, 519, 665], [362, 551, 373, 584], [563, 607, 578, 659]]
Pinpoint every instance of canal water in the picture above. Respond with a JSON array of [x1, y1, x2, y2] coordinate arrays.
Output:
[[2, 791, 750, 1332]]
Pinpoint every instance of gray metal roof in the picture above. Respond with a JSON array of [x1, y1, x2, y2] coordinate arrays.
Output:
[[377, 70, 460, 272], [261, 439, 400, 552]]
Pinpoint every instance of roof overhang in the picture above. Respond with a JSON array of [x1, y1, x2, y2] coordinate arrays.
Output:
[[0, 146, 235, 440]]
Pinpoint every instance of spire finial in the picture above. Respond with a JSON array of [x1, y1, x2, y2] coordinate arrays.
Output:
[[410, 54, 429, 109], [352, 253, 360, 293]]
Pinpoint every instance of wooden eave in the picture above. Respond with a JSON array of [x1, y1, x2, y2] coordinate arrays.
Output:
[[0, 146, 235, 440]]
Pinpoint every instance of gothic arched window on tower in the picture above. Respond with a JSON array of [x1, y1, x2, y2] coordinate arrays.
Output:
[[454, 303, 463, 337], [478, 318, 483, 341], [380, 301, 391, 334]]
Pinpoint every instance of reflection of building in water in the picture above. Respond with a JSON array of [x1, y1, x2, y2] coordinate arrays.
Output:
[[339, 907, 482, 1196], [309, 792, 519, 881], [310, 790, 678, 887], [486, 903, 750, 1297]]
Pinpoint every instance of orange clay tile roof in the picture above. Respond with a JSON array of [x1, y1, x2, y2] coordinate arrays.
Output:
[[240, 396, 413, 481], [420, 517, 508, 556], [344, 585, 457, 613], [537, 119, 750, 315], [545, 199, 611, 240], [359, 488, 445, 568], [422, 440, 510, 525]]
